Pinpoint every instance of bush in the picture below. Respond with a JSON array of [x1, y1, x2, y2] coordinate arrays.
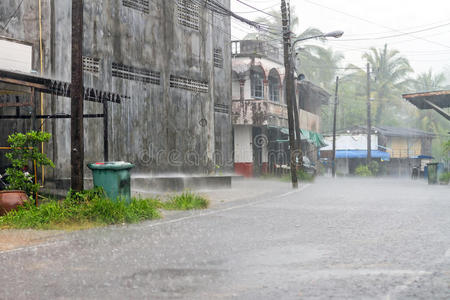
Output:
[[163, 191, 210, 210], [368, 161, 380, 176], [5, 131, 54, 198], [297, 169, 314, 182], [439, 172, 450, 184], [355, 165, 372, 177]]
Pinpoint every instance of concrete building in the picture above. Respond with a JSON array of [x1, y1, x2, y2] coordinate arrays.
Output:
[[0, 0, 232, 185], [231, 40, 330, 177]]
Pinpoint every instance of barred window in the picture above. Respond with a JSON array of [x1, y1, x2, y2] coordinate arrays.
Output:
[[170, 75, 208, 93], [123, 0, 149, 14], [268, 69, 280, 102], [177, 0, 200, 31], [112, 62, 160, 85], [214, 48, 223, 68], [83, 56, 100, 74]]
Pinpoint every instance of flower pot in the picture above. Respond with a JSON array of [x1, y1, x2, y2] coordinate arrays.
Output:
[[0, 190, 28, 216]]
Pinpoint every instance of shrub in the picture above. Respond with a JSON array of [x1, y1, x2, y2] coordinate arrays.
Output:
[[439, 172, 450, 184], [163, 191, 210, 210], [297, 169, 314, 182], [355, 165, 372, 177], [368, 161, 380, 176], [5, 131, 54, 198]]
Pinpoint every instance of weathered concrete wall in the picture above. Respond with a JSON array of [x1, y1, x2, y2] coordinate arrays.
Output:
[[0, 0, 232, 179]]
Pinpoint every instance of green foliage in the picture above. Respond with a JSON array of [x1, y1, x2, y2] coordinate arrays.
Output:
[[355, 165, 372, 177], [297, 169, 315, 182], [439, 172, 450, 185], [0, 188, 161, 229], [5, 131, 54, 197], [163, 191, 210, 210], [368, 161, 380, 176]]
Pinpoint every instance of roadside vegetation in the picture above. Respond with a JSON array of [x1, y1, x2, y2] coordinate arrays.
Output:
[[0, 188, 209, 230]]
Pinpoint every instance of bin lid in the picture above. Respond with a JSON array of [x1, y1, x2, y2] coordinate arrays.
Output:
[[87, 161, 135, 170]]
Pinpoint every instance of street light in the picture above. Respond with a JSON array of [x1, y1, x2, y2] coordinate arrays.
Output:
[[292, 30, 344, 48]]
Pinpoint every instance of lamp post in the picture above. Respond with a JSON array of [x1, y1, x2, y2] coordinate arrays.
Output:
[[289, 30, 344, 172]]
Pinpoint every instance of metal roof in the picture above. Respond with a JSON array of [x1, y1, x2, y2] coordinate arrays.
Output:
[[402, 90, 450, 109]]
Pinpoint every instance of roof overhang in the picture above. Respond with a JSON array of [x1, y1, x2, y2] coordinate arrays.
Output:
[[403, 90, 450, 121]]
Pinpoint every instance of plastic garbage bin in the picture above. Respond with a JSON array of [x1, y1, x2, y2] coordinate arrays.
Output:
[[426, 162, 438, 185], [87, 161, 135, 202]]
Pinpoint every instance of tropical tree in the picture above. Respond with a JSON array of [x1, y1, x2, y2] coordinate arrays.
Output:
[[362, 44, 413, 126]]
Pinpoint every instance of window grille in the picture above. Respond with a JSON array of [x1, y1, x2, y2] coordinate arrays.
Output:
[[83, 56, 100, 74], [214, 103, 229, 114], [214, 48, 223, 69], [123, 0, 149, 14], [250, 70, 264, 99], [177, 0, 200, 31], [112, 62, 160, 85], [170, 75, 208, 93]]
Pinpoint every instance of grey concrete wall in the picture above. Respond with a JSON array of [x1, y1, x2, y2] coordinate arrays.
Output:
[[0, 0, 232, 179]]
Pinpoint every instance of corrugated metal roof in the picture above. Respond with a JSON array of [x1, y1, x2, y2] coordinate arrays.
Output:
[[402, 90, 450, 109]]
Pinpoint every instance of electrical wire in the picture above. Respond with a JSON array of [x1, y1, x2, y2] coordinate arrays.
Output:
[[0, 0, 24, 32]]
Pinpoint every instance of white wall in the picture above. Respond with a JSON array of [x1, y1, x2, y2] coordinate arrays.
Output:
[[0, 39, 32, 73], [234, 125, 253, 163], [323, 134, 378, 151]]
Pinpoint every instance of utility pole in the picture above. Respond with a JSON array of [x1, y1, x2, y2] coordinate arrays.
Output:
[[288, 3, 302, 168], [332, 76, 339, 178], [281, 0, 298, 188], [71, 0, 84, 191], [366, 62, 372, 164]]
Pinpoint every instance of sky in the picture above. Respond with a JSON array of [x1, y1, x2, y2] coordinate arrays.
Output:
[[230, 0, 450, 81]]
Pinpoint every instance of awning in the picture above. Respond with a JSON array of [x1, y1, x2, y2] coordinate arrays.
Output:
[[279, 128, 327, 148], [334, 150, 390, 161]]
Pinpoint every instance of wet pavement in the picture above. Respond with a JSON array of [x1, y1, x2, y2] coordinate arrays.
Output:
[[1, 177, 449, 299]]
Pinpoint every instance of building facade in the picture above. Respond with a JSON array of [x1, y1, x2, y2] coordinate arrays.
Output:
[[0, 0, 232, 183], [231, 40, 330, 177]]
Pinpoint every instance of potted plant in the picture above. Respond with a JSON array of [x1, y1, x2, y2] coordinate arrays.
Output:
[[0, 131, 54, 215]]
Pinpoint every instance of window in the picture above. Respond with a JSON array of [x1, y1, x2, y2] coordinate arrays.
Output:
[[83, 56, 100, 74], [250, 69, 264, 99], [122, 0, 149, 14], [170, 75, 208, 93], [177, 0, 200, 31], [112, 62, 160, 85], [268, 70, 280, 102], [214, 48, 223, 69], [231, 41, 240, 55]]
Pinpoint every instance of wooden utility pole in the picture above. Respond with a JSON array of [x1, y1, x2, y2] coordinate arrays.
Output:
[[366, 62, 372, 164], [332, 76, 339, 178], [281, 0, 298, 188], [71, 0, 84, 191]]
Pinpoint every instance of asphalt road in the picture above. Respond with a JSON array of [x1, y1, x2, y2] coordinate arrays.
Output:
[[1, 178, 449, 299]]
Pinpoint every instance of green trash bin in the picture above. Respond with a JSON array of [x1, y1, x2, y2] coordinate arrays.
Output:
[[87, 162, 135, 202], [426, 162, 438, 185]]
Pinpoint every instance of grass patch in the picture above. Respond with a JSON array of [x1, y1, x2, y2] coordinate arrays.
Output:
[[0, 188, 162, 230], [162, 191, 210, 210]]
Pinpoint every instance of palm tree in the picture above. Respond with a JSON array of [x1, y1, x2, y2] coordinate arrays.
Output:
[[296, 46, 344, 90], [362, 44, 413, 125], [413, 69, 447, 92]]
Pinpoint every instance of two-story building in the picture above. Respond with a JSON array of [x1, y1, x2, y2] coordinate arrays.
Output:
[[231, 40, 330, 177]]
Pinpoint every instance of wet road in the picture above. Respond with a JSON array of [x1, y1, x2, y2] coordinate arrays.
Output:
[[1, 178, 449, 299]]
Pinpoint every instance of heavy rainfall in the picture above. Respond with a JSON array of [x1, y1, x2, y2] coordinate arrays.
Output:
[[0, 0, 449, 299]]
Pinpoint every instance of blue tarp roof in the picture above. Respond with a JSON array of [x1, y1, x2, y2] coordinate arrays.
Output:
[[335, 150, 390, 161]]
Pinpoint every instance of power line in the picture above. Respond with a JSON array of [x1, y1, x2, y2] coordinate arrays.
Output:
[[303, 0, 450, 49], [235, 0, 278, 18], [0, 0, 24, 32]]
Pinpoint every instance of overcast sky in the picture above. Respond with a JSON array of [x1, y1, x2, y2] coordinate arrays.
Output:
[[230, 0, 450, 81]]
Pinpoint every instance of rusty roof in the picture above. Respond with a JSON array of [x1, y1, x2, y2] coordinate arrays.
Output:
[[402, 90, 450, 109]]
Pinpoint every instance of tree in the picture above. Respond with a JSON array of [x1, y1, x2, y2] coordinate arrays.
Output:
[[362, 44, 413, 126]]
